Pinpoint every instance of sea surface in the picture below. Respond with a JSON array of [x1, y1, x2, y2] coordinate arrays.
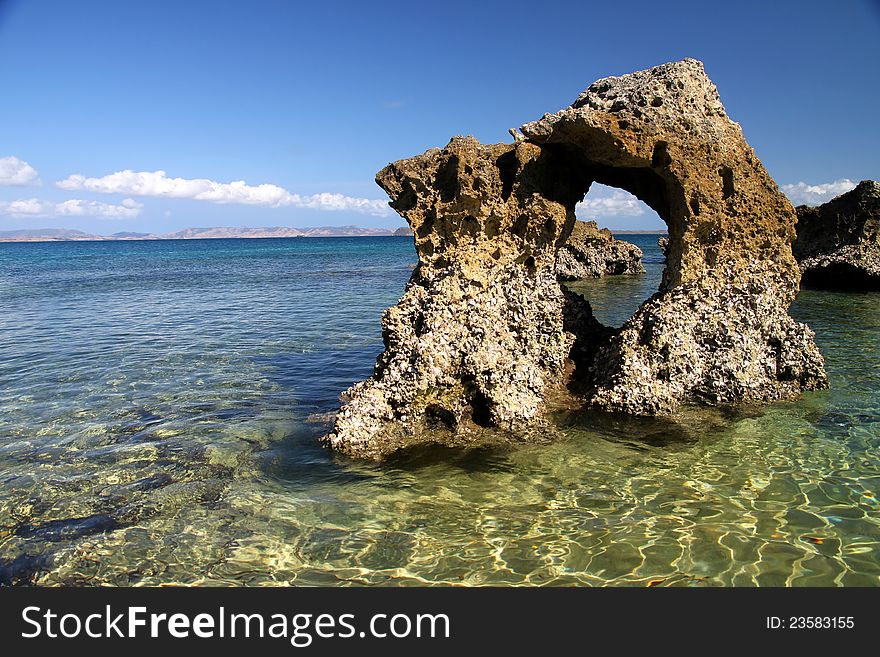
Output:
[[0, 235, 878, 586]]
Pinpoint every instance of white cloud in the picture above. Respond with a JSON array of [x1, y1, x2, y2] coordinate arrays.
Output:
[[0, 197, 143, 218], [56, 198, 143, 218], [57, 169, 392, 216], [0, 198, 52, 215], [0, 156, 40, 186], [576, 184, 647, 218], [781, 179, 857, 206], [293, 192, 389, 213]]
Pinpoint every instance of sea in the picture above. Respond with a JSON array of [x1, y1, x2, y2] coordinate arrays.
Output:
[[0, 234, 878, 585]]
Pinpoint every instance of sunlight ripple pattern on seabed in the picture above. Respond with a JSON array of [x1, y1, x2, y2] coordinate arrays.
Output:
[[0, 235, 877, 586]]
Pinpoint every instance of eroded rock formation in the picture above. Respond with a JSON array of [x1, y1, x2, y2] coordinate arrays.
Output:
[[658, 236, 669, 257], [555, 220, 644, 279], [325, 58, 827, 459], [793, 180, 880, 290], [324, 138, 609, 459]]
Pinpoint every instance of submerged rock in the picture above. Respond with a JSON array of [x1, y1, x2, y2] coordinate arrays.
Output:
[[793, 180, 880, 290], [15, 514, 119, 543], [325, 58, 827, 459], [555, 220, 644, 279], [0, 553, 52, 586]]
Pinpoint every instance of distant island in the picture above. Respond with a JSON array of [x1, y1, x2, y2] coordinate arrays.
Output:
[[0, 225, 414, 243], [0, 224, 664, 243]]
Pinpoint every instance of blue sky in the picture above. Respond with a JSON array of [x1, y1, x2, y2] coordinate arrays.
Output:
[[0, 0, 878, 233]]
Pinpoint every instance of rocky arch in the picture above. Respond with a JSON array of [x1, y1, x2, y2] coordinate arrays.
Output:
[[324, 59, 827, 460]]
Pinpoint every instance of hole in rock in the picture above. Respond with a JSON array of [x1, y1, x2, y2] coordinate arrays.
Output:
[[562, 183, 667, 328], [800, 263, 880, 291], [424, 404, 458, 430], [468, 389, 494, 428]]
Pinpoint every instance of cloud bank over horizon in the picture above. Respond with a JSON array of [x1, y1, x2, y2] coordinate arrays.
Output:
[[0, 197, 143, 219], [781, 179, 858, 206], [577, 184, 648, 221], [57, 169, 392, 216], [1, 152, 867, 231]]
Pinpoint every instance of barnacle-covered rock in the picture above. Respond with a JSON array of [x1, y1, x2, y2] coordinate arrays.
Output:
[[324, 138, 604, 459], [555, 220, 644, 279], [793, 180, 880, 290], [522, 58, 827, 415], [325, 59, 827, 459]]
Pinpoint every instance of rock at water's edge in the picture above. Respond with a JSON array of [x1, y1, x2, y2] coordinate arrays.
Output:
[[555, 220, 644, 279], [793, 180, 880, 290], [324, 137, 609, 460], [325, 58, 827, 460]]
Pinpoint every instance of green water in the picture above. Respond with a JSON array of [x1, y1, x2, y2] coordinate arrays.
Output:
[[0, 236, 877, 586]]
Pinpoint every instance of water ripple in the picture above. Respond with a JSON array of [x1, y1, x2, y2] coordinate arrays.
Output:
[[0, 236, 877, 586]]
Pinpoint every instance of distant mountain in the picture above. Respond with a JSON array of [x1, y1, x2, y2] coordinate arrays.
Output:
[[0, 225, 399, 243], [162, 225, 395, 239], [162, 226, 306, 240], [110, 231, 153, 239], [295, 225, 394, 237], [0, 228, 103, 241], [393, 226, 413, 236], [0, 224, 666, 243]]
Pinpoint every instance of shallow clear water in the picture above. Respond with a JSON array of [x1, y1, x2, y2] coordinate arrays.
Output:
[[0, 235, 877, 586]]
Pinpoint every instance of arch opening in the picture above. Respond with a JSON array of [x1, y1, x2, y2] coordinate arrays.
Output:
[[561, 182, 667, 329], [534, 139, 686, 295]]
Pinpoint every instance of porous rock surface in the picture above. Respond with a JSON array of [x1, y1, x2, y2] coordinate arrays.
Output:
[[325, 138, 608, 459], [793, 180, 880, 290], [555, 219, 644, 279], [658, 236, 669, 257], [325, 59, 827, 459]]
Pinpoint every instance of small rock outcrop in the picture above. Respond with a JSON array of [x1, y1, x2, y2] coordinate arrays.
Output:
[[555, 220, 644, 279], [325, 59, 827, 460], [793, 180, 880, 290]]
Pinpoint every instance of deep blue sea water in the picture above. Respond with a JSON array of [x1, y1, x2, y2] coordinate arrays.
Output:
[[0, 235, 878, 586]]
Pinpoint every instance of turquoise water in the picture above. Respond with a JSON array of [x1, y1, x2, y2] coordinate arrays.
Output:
[[0, 235, 877, 586]]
